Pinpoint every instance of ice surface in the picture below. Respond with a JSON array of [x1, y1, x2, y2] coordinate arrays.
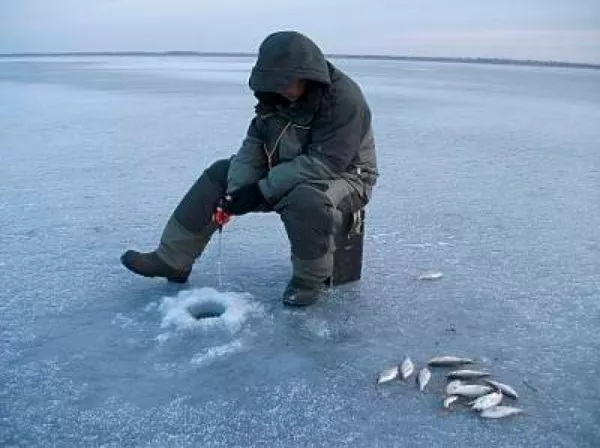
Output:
[[1, 56, 599, 447], [190, 340, 244, 367]]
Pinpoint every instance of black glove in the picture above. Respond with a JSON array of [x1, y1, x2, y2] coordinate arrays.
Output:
[[221, 183, 264, 216]]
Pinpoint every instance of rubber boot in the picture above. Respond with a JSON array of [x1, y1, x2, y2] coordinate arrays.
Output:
[[120, 250, 191, 283], [282, 254, 332, 307], [282, 276, 327, 307]]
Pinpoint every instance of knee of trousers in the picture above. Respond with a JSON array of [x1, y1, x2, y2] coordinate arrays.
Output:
[[204, 158, 231, 191], [173, 158, 231, 232], [278, 184, 335, 260]]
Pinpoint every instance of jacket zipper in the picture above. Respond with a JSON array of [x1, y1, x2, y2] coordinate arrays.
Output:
[[264, 120, 292, 170]]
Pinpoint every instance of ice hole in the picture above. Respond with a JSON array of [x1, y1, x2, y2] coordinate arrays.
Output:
[[187, 301, 227, 320]]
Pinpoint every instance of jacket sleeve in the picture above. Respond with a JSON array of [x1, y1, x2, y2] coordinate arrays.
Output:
[[226, 117, 268, 194], [258, 92, 366, 203]]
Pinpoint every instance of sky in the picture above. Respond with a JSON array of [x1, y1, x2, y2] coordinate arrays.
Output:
[[1, 0, 599, 63]]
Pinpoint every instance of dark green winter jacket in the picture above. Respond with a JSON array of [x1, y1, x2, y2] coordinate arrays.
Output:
[[226, 31, 378, 204]]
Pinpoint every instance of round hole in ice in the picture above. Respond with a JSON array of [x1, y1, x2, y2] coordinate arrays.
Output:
[[187, 301, 227, 320]]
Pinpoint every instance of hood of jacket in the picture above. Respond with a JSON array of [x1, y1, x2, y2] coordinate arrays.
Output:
[[249, 31, 331, 93]]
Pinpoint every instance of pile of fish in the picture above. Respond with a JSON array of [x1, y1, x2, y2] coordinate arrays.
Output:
[[376, 355, 523, 419]]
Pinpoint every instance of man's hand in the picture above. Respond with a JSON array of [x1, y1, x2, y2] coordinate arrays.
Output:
[[220, 183, 264, 216]]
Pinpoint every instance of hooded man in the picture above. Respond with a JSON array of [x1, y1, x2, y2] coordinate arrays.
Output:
[[121, 31, 378, 306]]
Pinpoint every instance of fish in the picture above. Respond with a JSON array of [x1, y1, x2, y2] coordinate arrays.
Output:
[[446, 380, 463, 395], [400, 357, 415, 380], [377, 365, 399, 384], [417, 367, 431, 391], [484, 379, 519, 400], [452, 384, 494, 398], [417, 271, 443, 280], [471, 391, 503, 411], [427, 356, 474, 367], [446, 369, 491, 380], [480, 406, 524, 419], [443, 395, 459, 409]]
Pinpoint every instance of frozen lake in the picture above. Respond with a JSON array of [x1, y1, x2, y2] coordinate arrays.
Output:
[[1, 56, 599, 447]]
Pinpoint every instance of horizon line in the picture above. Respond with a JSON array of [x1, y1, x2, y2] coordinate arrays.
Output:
[[1, 50, 598, 70]]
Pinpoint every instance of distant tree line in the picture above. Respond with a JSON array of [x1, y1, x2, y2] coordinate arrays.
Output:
[[1, 51, 598, 70]]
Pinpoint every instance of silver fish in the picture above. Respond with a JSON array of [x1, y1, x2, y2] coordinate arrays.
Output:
[[446, 380, 463, 395], [447, 369, 491, 380], [377, 365, 399, 384], [443, 395, 459, 408], [427, 356, 474, 367], [453, 384, 493, 398], [400, 357, 415, 380], [480, 405, 524, 419], [417, 367, 431, 391], [484, 379, 519, 400], [418, 271, 443, 280], [471, 391, 503, 411]]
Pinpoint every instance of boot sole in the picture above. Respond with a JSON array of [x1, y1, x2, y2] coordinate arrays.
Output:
[[166, 275, 190, 284], [283, 298, 317, 307]]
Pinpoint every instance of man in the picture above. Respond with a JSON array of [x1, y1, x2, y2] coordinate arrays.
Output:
[[121, 30, 378, 306]]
